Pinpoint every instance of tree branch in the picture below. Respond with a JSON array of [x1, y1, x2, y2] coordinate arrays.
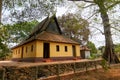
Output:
[[111, 26, 120, 32], [87, 10, 99, 20], [73, 2, 95, 9], [68, 0, 94, 3], [83, 3, 96, 8], [106, 1, 120, 10], [92, 26, 104, 35], [0, 0, 2, 23]]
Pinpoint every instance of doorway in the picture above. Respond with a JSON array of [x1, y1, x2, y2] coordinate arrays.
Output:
[[72, 45, 76, 57], [21, 47, 24, 59], [43, 43, 50, 58]]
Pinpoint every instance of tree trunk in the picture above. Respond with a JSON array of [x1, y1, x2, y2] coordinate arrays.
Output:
[[70, 0, 120, 64], [0, 0, 2, 24], [95, 1, 119, 63]]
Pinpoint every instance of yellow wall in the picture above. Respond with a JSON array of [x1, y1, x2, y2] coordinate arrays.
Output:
[[12, 40, 80, 59], [36, 41, 43, 57], [12, 47, 22, 58], [36, 41, 80, 58], [76, 45, 81, 57], [22, 41, 36, 58], [12, 41, 36, 58], [50, 42, 80, 57], [50, 42, 73, 57]]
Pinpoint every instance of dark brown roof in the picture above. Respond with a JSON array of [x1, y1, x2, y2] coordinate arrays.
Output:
[[29, 17, 49, 37], [80, 46, 91, 51], [12, 16, 80, 49], [36, 31, 79, 44], [28, 16, 62, 39], [12, 31, 79, 49]]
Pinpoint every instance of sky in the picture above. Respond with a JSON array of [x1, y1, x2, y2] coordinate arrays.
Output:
[[56, 5, 105, 48], [1, 2, 107, 48], [56, 2, 120, 48], [56, 7, 67, 16], [2, 1, 120, 48]]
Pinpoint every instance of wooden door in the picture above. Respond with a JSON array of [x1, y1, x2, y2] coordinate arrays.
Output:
[[21, 47, 24, 59], [72, 45, 76, 57], [43, 43, 50, 58]]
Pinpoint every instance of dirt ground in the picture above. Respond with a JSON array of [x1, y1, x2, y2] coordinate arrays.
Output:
[[71, 65, 120, 80], [42, 64, 120, 80]]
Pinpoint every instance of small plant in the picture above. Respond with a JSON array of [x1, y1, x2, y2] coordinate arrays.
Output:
[[89, 53, 96, 60], [101, 59, 110, 71]]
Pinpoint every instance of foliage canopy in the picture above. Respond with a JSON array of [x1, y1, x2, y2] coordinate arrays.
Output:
[[58, 13, 90, 45]]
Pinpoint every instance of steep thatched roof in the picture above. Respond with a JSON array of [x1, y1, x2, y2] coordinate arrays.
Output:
[[29, 15, 62, 39], [12, 15, 80, 49]]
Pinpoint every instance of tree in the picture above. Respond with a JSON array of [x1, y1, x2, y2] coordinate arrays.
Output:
[[87, 41, 97, 54], [58, 13, 90, 45], [0, 41, 10, 60], [0, 24, 10, 59], [114, 44, 120, 53], [0, 0, 64, 59], [1, 0, 65, 23], [0, 0, 2, 23], [69, 0, 120, 63], [0, 20, 38, 59], [4, 20, 38, 44], [98, 46, 105, 54]]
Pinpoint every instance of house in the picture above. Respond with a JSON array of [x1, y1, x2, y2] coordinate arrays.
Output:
[[80, 46, 91, 59], [12, 16, 81, 62]]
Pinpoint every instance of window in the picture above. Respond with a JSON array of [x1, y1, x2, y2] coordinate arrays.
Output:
[[56, 45, 59, 51], [22, 47, 24, 54], [31, 45, 33, 52], [16, 50, 17, 54], [26, 47, 27, 53], [18, 49, 20, 54], [65, 46, 67, 52]]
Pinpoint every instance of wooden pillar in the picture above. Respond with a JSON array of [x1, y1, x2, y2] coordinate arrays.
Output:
[[2, 68, 5, 80], [95, 61, 97, 70], [35, 66, 38, 80], [85, 62, 88, 72], [73, 62, 77, 79], [57, 64, 61, 80], [73, 62, 76, 73]]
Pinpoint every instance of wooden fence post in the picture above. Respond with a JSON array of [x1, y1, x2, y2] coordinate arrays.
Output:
[[48, 65, 52, 76], [85, 62, 88, 72], [35, 66, 38, 80], [57, 64, 61, 80], [95, 61, 97, 70], [73, 62, 76, 73], [1, 68, 5, 80], [73, 62, 77, 79]]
